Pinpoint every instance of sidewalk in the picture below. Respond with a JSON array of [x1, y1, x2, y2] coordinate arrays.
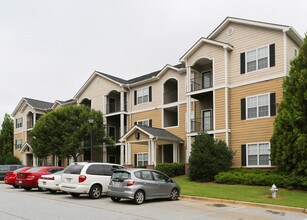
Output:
[[181, 195, 307, 214]]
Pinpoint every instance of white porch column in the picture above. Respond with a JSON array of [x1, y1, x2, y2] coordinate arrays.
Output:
[[147, 141, 152, 165], [150, 139, 156, 166], [103, 95, 107, 114], [120, 90, 125, 111], [127, 143, 132, 164], [120, 114, 125, 137], [33, 156, 37, 166], [224, 48, 229, 146], [187, 96, 191, 133], [161, 145, 164, 163], [186, 136, 192, 163], [33, 112, 36, 126], [103, 144, 107, 162], [173, 143, 177, 163], [22, 154, 26, 166], [125, 143, 128, 164], [120, 143, 125, 165]]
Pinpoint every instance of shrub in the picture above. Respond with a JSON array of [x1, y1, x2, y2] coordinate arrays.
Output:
[[155, 163, 185, 177], [4, 154, 21, 165], [189, 133, 233, 182], [214, 168, 307, 190]]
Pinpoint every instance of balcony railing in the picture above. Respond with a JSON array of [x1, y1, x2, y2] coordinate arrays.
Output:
[[190, 117, 213, 133], [27, 121, 33, 129], [190, 74, 213, 92], [106, 102, 127, 114], [163, 91, 178, 104]]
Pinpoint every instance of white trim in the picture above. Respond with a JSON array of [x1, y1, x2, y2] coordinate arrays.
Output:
[[246, 142, 271, 167], [213, 90, 216, 132], [224, 48, 229, 145], [136, 152, 149, 167], [229, 73, 286, 89], [283, 31, 288, 75], [187, 129, 231, 137], [180, 37, 233, 62]]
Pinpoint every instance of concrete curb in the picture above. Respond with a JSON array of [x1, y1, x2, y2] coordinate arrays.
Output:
[[180, 195, 307, 214]]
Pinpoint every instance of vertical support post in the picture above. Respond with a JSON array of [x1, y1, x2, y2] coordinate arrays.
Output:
[[127, 143, 132, 164], [147, 141, 152, 165], [120, 143, 124, 165]]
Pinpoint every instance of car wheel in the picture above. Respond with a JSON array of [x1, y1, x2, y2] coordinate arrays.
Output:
[[24, 187, 32, 191], [111, 197, 121, 202], [89, 185, 102, 199], [134, 190, 145, 205], [170, 188, 179, 201], [13, 185, 19, 188], [70, 193, 80, 198]]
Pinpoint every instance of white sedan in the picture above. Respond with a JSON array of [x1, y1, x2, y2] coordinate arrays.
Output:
[[38, 170, 64, 193]]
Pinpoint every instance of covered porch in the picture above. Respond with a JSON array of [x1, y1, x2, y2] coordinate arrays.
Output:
[[119, 125, 183, 168]]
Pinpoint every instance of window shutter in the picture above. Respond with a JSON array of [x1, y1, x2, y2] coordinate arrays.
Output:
[[269, 44, 275, 67], [134, 154, 137, 167], [149, 119, 152, 127], [149, 86, 152, 102], [270, 93, 276, 116], [241, 144, 246, 166], [240, 52, 246, 74], [241, 98, 246, 120], [134, 90, 137, 105]]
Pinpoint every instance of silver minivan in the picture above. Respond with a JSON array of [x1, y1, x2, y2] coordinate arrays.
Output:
[[107, 168, 180, 204]]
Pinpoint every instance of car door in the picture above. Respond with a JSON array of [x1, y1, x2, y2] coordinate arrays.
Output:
[[151, 171, 171, 197], [139, 170, 157, 198]]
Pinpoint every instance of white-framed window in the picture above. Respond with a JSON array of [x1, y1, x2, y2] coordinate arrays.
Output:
[[246, 46, 269, 72], [246, 94, 269, 119], [294, 48, 298, 57], [16, 139, 22, 150], [137, 119, 149, 127], [137, 152, 148, 167], [247, 142, 270, 166], [16, 118, 23, 128], [137, 87, 149, 104]]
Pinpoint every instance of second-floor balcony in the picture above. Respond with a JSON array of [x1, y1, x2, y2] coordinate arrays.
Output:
[[163, 90, 178, 104], [106, 102, 127, 114], [190, 71, 213, 92], [190, 116, 213, 133], [27, 120, 33, 129]]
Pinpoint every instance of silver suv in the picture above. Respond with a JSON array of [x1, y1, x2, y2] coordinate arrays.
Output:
[[107, 168, 180, 204], [60, 162, 123, 199]]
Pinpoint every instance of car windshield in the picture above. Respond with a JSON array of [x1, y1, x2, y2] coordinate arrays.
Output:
[[26, 167, 42, 173], [64, 164, 84, 174], [112, 171, 130, 180], [14, 167, 25, 172], [53, 170, 64, 175]]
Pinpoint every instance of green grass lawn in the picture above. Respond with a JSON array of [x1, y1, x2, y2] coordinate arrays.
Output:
[[173, 176, 307, 208]]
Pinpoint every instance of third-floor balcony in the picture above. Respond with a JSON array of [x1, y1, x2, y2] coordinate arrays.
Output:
[[190, 116, 213, 133], [106, 102, 127, 114], [190, 72, 213, 92]]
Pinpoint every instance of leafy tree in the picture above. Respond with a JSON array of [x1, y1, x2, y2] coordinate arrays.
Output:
[[4, 155, 21, 165], [271, 35, 307, 175], [0, 114, 14, 157], [31, 105, 112, 162], [189, 133, 233, 182]]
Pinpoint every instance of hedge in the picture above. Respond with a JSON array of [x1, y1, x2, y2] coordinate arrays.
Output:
[[214, 168, 307, 190], [155, 163, 185, 177]]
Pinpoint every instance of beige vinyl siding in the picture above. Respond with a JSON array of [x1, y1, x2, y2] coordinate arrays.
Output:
[[286, 36, 300, 72], [126, 130, 150, 142], [131, 69, 186, 113], [229, 78, 283, 167], [77, 75, 122, 113], [131, 144, 148, 166], [187, 44, 225, 87], [215, 133, 226, 141], [214, 23, 284, 86], [215, 88, 226, 130], [131, 109, 161, 129], [13, 133, 23, 160]]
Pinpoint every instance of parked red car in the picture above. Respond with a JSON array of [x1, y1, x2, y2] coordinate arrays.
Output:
[[16, 166, 64, 191], [4, 166, 32, 188]]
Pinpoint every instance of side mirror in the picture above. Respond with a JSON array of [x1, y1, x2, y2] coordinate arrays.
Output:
[[166, 178, 173, 183]]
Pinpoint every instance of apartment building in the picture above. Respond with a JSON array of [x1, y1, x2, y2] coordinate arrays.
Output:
[[13, 17, 303, 168], [12, 98, 76, 166]]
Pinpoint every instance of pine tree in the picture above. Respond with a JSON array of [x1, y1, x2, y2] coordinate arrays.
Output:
[[0, 114, 14, 157], [271, 35, 307, 175]]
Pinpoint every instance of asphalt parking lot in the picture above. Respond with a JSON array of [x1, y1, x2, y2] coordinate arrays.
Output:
[[0, 182, 306, 220]]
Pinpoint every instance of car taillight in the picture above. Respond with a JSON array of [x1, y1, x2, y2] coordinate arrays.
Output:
[[27, 175, 35, 179], [41, 177, 55, 180], [126, 180, 135, 186], [79, 175, 87, 183]]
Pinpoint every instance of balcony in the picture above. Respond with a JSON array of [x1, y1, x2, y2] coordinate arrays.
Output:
[[27, 121, 33, 129], [190, 116, 213, 133], [106, 102, 127, 114], [190, 72, 213, 92], [163, 91, 178, 104]]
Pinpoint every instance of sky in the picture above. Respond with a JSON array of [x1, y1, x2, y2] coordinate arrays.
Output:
[[0, 0, 306, 125]]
